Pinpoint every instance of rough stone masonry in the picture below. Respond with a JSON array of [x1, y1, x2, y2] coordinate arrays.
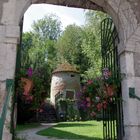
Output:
[[0, 0, 140, 140]]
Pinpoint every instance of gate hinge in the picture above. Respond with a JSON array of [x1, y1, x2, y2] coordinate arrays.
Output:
[[129, 87, 140, 101]]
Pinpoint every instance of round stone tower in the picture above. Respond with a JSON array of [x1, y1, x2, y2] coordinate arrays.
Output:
[[50, 63, 80, 105]]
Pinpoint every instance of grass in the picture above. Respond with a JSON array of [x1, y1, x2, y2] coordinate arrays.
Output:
[[15, 137, 26, 140], [37, 120, 103, 140], [16, 123, 40, 131]]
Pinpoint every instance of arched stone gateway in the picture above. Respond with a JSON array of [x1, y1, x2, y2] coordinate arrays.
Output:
[[0, 0, 140, 140]]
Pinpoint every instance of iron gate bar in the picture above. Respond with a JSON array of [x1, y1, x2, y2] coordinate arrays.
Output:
[[101, 18, 124, 140]]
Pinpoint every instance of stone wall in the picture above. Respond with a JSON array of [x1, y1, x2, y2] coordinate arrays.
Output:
[[50, 72, 80, 105], [0, 0, 140, 140]]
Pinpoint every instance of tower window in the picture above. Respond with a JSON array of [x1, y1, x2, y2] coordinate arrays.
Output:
[[71, 74, 75, 77]]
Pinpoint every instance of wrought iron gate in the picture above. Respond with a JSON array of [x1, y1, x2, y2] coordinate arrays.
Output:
[[101, 18, 124, 140]]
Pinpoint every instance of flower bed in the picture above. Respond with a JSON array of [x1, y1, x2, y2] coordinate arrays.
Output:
[[77, 68, 121, 118]]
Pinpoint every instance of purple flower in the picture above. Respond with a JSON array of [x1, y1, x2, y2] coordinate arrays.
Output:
[[102, 67, 110, 79], [27, 68, 33, 77], [76, 92, 82, 98]]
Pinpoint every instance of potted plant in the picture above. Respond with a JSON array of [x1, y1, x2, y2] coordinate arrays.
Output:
[[21, 77, 33, 95], [20, 68, 33, 95]]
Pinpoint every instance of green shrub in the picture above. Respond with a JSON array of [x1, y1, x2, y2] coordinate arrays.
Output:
[[56, 98, 80, 121]]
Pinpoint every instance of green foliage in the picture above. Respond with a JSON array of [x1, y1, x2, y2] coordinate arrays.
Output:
[[32, 14, 62, 41], [85, 11, 108, 30], [78, 68, 122, 119], [17, 11, 108, 123], [21, 11, 108, 85], [66, 100, 80, 121], [21, 14, 61, 71], [81, 11, 108, 79], [16, 14, 62, 123], [19, 14, 62, 93], [21, 32, 33, 69], [57, 99, 80, 121], [56, 24, 89, 73], [55, 11, 108, 80]]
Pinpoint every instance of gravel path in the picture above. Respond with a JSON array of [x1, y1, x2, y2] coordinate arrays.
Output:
[[17, 123, 60, 140]]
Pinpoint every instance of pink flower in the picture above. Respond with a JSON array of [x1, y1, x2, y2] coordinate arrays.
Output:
[[39, 109, 43, 113], [102, 67, 111, 79], [23, 91, 28, 96], [87, 103, 91, 107], [86, 97, 90, 102], [90, 112, 96, 117], [27, 68, 33, 77], [87, 80, 93, 85], [110, 97, 113, 102]]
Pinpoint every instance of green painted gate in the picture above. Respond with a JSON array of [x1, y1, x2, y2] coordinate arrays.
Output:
[[101, 18, 124, 140], [0, 79, 14, 140]]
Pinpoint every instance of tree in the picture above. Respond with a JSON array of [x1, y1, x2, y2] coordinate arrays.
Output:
[[21, 32, 33, 69], [22, 14, 62, 92], [56, 24, 89, 74], [27, 14, 62, 70], [32, 14, 62, 41], [55, 11, 108, 80], [81, 11, 108, 79], [20, 14, 62, 70], [16, 14, 62, 123]]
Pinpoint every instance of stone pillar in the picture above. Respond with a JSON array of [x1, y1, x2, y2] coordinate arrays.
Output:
[[120, 51, 140, 140], [0, 24, 20, 140]]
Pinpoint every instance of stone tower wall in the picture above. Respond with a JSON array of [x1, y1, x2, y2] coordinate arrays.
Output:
[[50, 72, 80, 105]]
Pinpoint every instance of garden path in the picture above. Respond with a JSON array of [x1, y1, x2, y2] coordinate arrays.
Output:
[[17, 123, 66, 140]]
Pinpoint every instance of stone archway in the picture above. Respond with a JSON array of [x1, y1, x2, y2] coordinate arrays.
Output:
[[0, 0, 140, 140]]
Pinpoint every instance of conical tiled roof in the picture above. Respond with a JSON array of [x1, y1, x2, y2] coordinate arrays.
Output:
[[52, 63, 79, 74]]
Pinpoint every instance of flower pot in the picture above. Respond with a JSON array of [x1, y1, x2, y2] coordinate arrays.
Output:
[[105, 85, 114, 97], [21, 77, 33, 95]]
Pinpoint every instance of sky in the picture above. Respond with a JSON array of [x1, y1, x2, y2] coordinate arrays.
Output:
[[23, 4, 86, 32]]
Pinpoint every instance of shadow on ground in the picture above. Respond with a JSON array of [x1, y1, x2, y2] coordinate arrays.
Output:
[[54, 123, 96, 128], [37, 127, 103, 140]]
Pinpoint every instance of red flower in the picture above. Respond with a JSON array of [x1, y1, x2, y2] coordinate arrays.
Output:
[[87, 80, 93, 85], [23, 91, 28, 96], [25, 95, 33, 101], [90, 112, 96, 117], [103, 101, 107, 109], [97, 103, 103, 111], [39, 109, 43, 113], [86, 97, 90, 102]]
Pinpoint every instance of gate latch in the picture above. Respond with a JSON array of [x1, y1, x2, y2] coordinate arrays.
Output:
[[129, 87, 140, 101]]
